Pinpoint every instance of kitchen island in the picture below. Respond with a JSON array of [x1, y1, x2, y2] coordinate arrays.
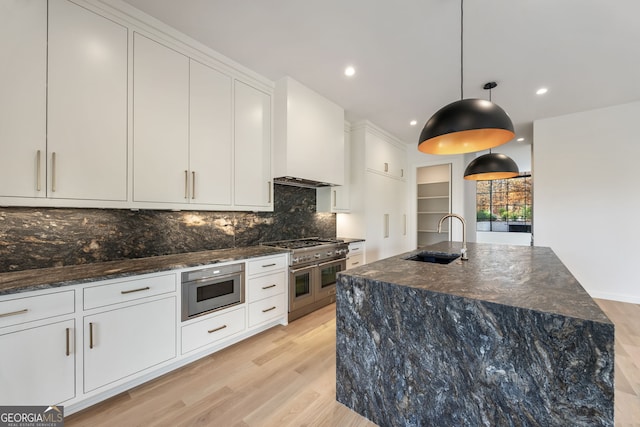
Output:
[[336, 242, 614, 426]]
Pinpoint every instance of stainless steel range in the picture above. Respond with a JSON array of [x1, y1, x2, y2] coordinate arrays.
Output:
[[262, 238, 348, 321]]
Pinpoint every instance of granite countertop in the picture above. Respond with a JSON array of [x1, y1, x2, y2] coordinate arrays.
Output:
[[342, 241, 610, 324], [338, 237, 366, 244], [0, 246, 290, 296]]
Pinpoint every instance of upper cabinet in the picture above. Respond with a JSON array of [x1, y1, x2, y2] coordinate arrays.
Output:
[[274, 77, 344, 185], [48, 0, 128, 201], [234, 81, 273, 209], [364, 124, 407, 180], [132, 33, 190, 204], [0, 0, 46, 199]]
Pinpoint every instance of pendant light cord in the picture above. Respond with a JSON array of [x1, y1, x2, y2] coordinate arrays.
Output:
[[460, 0, 464, 99]]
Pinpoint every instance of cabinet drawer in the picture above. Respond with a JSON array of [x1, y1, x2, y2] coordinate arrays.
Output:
[[0, 290, 75, 328], [346, 254, 364, 269], [348, 242, 364, 253], [83, 273, 176, 310], [248, 294, 286, 328], [247, 271, 286, 303], [181, 306, 246, 354], [247, 255, 287, 276]]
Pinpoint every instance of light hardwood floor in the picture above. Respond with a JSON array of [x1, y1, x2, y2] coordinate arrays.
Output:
[[66, 299, 639, 426]]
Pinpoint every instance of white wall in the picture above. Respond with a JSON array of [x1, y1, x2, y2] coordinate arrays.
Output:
[[534, 100, 640, 303]]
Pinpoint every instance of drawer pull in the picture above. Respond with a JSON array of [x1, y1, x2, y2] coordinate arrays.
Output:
[[262, 263, 277, 268], [89, 322, 94, 349], [66, 327, 70, 356], [0, 308, 28, 318], [262, 306, 277, 313], [261, 284, 277, 290], [208, 325, 227, 334], [121, 286, 150, 295], [352, 261, 360, 266]]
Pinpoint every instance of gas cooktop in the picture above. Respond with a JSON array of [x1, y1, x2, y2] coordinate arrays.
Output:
[[262, 237, 345, 250]]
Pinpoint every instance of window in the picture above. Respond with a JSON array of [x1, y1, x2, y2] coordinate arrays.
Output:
[[476, 173, 532, 233]]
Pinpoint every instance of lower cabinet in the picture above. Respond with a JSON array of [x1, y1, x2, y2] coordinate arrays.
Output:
[[83, 296, 176, 392], [0, 319, 76, 405], [346, 241, 365, 269], [181, 306, 246, 354]]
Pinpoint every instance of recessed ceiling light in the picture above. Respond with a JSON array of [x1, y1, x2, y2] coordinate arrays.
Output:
[[536, 87, 548, 95], [517, 137, 525, 142], [344, 66, 356, 77], [410, 120, 417, 126]]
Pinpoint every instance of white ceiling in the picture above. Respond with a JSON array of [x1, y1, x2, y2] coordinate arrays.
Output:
[[119, 0, 640, 149]]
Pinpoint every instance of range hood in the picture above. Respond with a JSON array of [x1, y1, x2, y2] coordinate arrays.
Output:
[[274, 77, 345, 187], [273, 176, 333, 189]]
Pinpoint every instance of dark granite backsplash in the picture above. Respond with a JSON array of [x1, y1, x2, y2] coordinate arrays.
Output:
[[0, 185, 334, 273]]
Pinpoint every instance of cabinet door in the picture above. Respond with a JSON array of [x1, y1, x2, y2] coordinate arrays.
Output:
[[0, 320, 75, 405], [234, 81, 272, 208], [133, 33, 189, 203], [84, 297, 176, 392], [365, 131, 406, 179], [189, 60, 233, 205], [47, 0, 128, 201], [0, 0, 46, 198]]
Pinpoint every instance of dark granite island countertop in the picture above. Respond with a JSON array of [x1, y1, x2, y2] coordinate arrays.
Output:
[[336, 242, 614, 426], [0, 246, 289, 296]]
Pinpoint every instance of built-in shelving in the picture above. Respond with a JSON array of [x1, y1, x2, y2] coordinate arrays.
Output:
[[417, 164, 451, 246]]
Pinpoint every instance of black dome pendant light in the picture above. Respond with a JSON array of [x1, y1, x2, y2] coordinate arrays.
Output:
[[418, 0, 515, 155], [463, 82, 519, 181]]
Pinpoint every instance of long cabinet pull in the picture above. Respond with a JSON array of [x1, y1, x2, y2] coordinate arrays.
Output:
[[66, 327, 70, 356], [208, 325, 227, 334], [267, 181, 272, 203], [384, 162, 389, 173], [261, 284, 277, 290], [51, 152, 57, 192], [383, 213, 390, 238], [184, 170, 188, 199], [36, 150, 42, 191], [352, 261, 360, 266], [120, 286, 150, 295], [0, 308, 28, 319], [262, 263, 277, 268], [89, 322, 94, 349], [262, 306, 276, 313], [403, 214, 407, 236], [192, 171, 196, 199], [332, 190, 337, 208]]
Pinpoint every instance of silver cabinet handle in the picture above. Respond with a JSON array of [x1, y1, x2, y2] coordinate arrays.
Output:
[[262, 263, 277, 268], [383, 214, 390, 238], [332, 190, 337, 208], [36, 150, 42, 191], [51, 152, 57, 192], [121, 286, 150, 295], [401, 168, 404, 178], [0, 308, 28, 318], [261, 284, 277, 290], [267, 181, 272, 203], [66, 327, 70, 356], [262, 306, 276, 313], [192, 171, 196, 199], [352, 261, 360, 266], [89, 322, 94, 349], [403, 214, 407, 236], [184, 170, 188, 199], [384, 162, 389, 173], [208, 325, 227, 334]]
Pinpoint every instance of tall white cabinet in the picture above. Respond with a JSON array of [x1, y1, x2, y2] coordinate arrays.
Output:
[[338, 121, 410, 263]]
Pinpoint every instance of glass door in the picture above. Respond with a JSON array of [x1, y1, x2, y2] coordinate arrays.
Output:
[[289, 265, 316, 312], [315, 259, 345, 300]]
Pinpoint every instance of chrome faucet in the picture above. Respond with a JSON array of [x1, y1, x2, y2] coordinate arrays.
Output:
[[437, 213, 468, 260]]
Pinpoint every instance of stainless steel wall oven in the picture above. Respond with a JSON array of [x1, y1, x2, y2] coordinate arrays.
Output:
[[181, 263, 244, 321]]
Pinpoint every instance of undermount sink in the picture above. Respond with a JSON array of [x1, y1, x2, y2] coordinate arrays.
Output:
[[404, 251, 461, 264]]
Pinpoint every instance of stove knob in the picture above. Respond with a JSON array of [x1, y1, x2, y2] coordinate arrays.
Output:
[[314, 253, 321, 259], [292, 257, 299, 264], [327, 251, 333, 256]]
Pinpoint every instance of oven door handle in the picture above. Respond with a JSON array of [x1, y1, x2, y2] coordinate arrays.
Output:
[[290, 265, 317, 274], [185, 273, 239, 285], [318, 259, 346, 268]]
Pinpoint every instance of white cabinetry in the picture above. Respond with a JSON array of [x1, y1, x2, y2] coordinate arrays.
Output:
[[0, 0, 127, 202], [190, 60, 233, 206], [338, 121, 410, 263], [0, 0, 46, 199], [317, 121, 351, 212], [246, 255, 287, 327], [346, 241, 365, 269], [181, 306, 246, 354], [84, 295, 176, 392], [47, 0, 128, 201], [417, 164, 451, 246], [133, 33, 190, 204], [274, 76, 344, 185], [234, 80, 273, 209], [0, 290, 76, 405]]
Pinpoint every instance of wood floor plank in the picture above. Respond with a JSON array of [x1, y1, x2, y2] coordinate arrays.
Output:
[[66, 299, 640, 426]]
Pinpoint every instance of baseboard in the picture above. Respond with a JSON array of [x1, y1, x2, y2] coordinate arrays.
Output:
[[587, 290, 640, 304]]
